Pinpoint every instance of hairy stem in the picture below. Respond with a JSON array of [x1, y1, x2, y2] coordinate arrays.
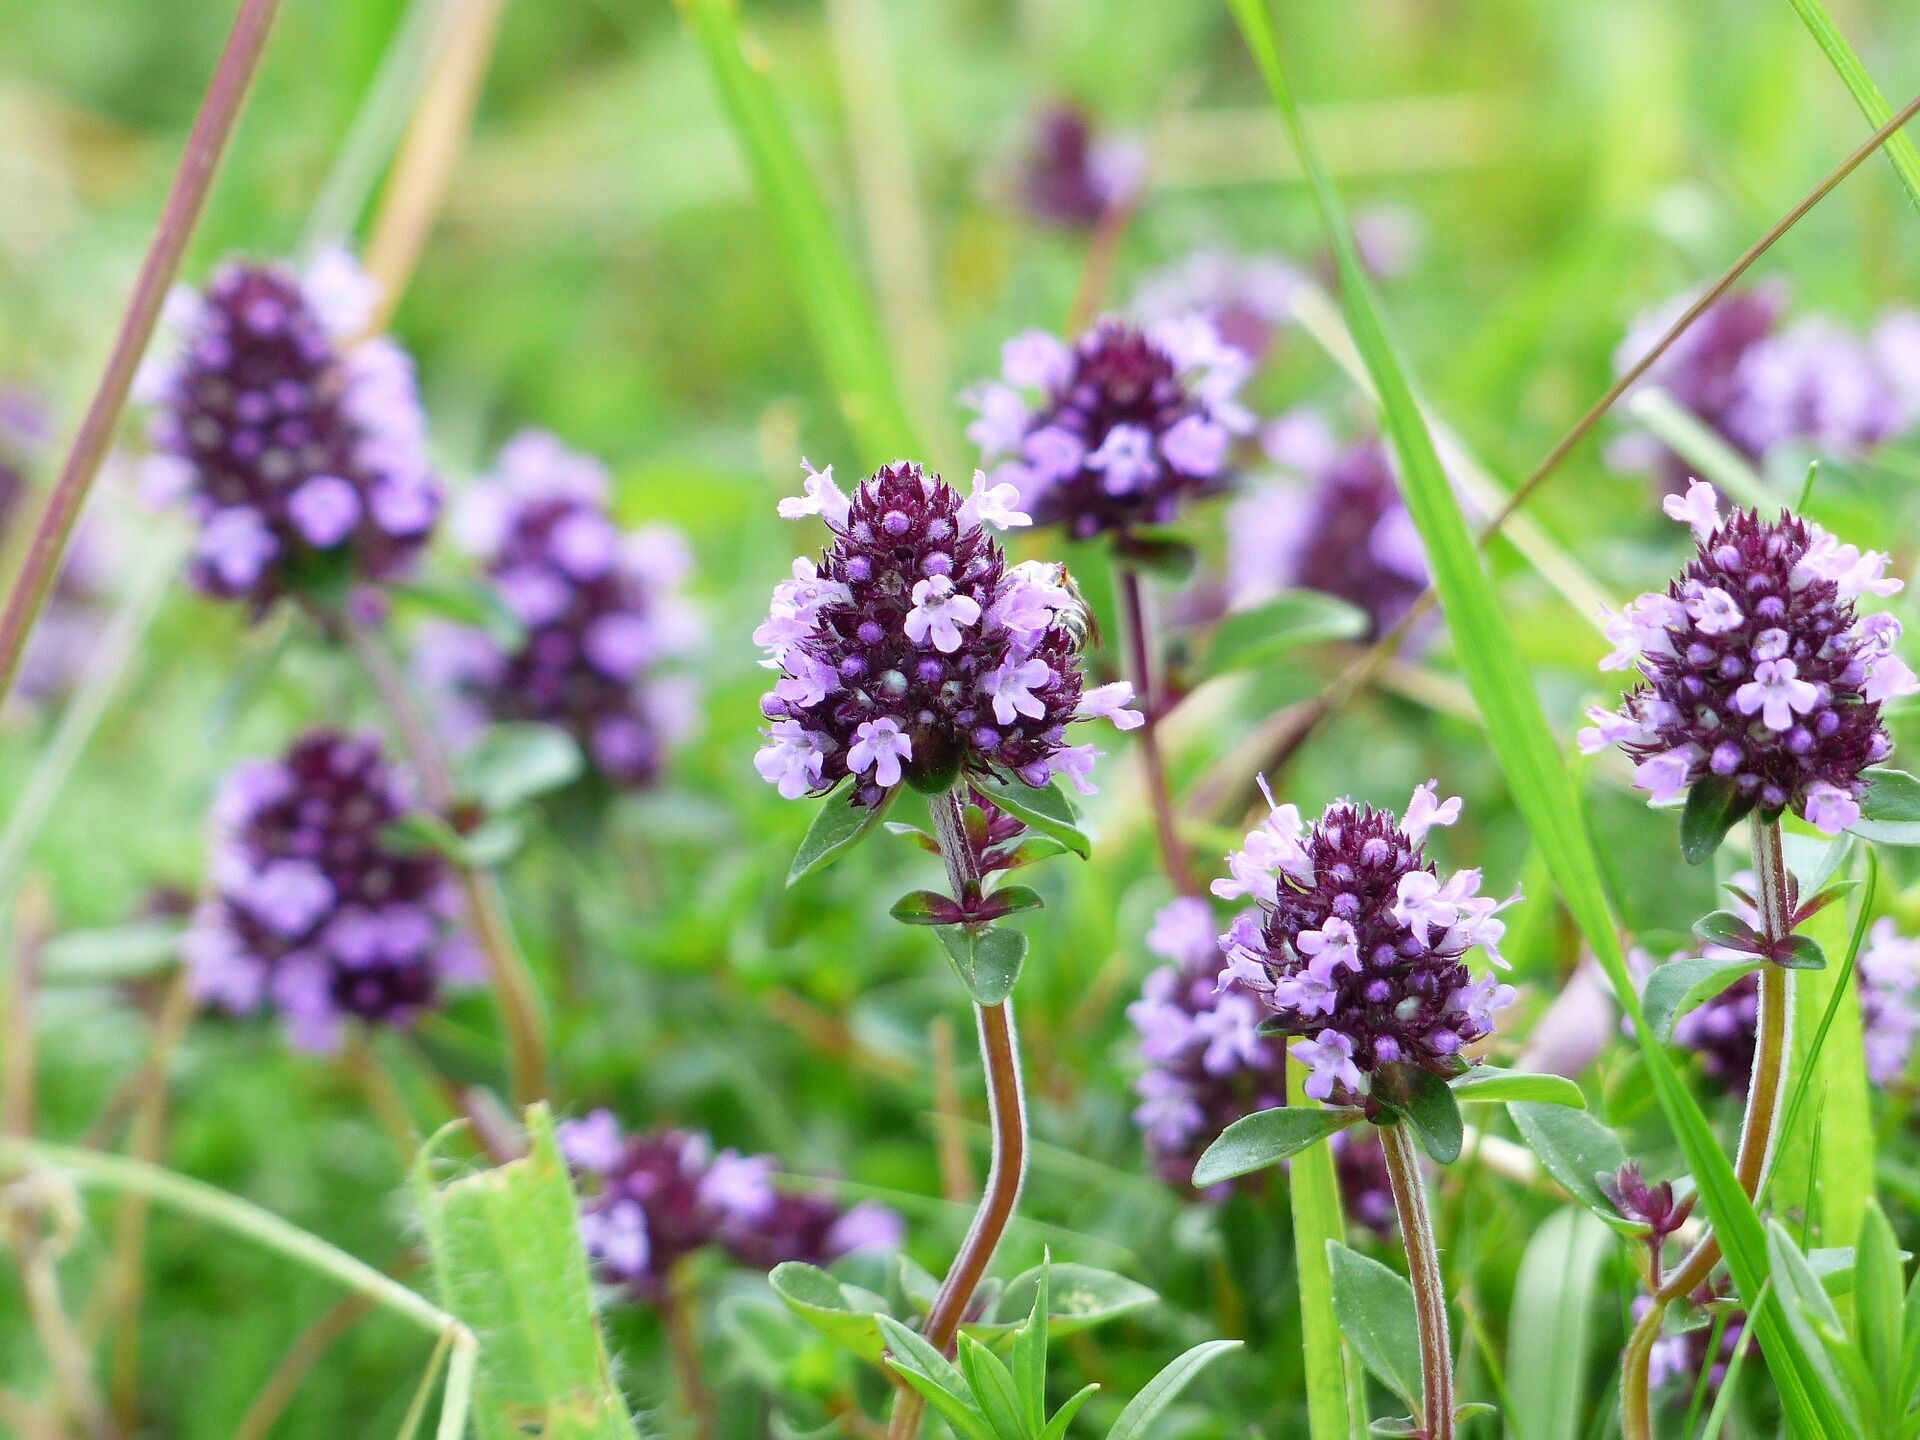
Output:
[[0, 0, 281, 710], [1382, 1121, 1453, 1440], [329, 606, 549, 1107], [888, 792, 1030, 1440], [1620, 816, 1794, 1440], [1116, 566, 1196, 893]]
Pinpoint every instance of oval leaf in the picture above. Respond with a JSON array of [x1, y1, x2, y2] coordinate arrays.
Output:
[[1681, 773, 1753, 865], [1202, 590, 1369, 680], [1374, 1063, 1464, 1165], [788, 785, 895, 886], [770, 1262, 888, 1364], [1192, 1105, 1364, 1187], [1692, 909, 1761, 951], [1508, 1101, 1628, 1223], [1854, 767, 1920, 846], [972, 775, 1092, 858], [984, 1263, 1158, 1339], [936, 925, 1028, 1006], [1449, 1067, 1586, 1108], [975, 884, 1044, 921], [1643, 955, 1764, 1043], [889, 890, 966, 926], [458, 723, 585, 814], [1326, 1242, 1423, 1413]]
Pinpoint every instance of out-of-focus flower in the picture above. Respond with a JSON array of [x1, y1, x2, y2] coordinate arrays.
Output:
[[1859, 917, 1920, 1083], [1226, 411, 1428, 638], [138, 248, 439, 609], [1214, 780, 1518, 1103], [558, 1110, 899, 1302], [1329, 1127, 1397, 1240], [1017, 103, 1144, 229], [965, 319, 1254, 540], [425, 431, 699, 789], [1582, 480, 1910, 836], [1609, 284, 1914, 485], [754, 460, 1139, 808], [1131, 250, 1305, 365], [183, 730, 479, 1051]]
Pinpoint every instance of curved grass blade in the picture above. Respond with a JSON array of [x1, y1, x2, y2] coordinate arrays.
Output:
[[1222, 3, 1852, 1429]]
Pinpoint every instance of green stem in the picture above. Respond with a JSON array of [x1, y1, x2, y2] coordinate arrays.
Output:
[[1381, 1121, 1453, 1440]]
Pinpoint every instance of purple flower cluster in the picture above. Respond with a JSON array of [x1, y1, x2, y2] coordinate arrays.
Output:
[[1132, 250, 1305, 365], [1128, 897, 1289, 1187], [183, 730, 480, 1051], [1213, 781, 1518, 1103], [557, 1110, 901, 1302], [1582, 481, 1913, 834], [754, 460, 1141, 808], [965, 318, 1254, 540], [138, 248, 440, 607], [1227, 410, 1428, 638], [1328, 1128, 1397, 1240], [1017, 103, 1144, 229], [426, 431, 699, 789], [1610, 284, 1920, 486]]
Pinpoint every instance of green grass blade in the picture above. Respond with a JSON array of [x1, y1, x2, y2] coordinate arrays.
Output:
[[1507, 1210, 1612, 1440], [1223, 4, 1851, 1431], [1786, 0, 1920, 213], [1285, 1060, 1364, 1440], [677, 0, 919, 465]]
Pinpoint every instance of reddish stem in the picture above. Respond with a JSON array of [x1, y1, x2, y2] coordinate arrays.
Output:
[[1117, 566, 1196, 893]]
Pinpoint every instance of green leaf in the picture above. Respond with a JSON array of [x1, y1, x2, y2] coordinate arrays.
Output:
[[1373, 1064, 1464, 1165], [788, 785, 895, 886], [972, 775, 1093, 859], [978, 884, 1045, 921], [1191, 1105, 1365, 1187], [1785, 0, 1920, 214], [1103, 1340, 1242, 1440], [391, 577, 527, 649], [1114, 529, 1198, 583], [1776, 934, 1828, 970], [984, 1263, 1158, 1339], [40, 921, 182, 985], [1223, 6, 1851, 1425], [458, 815, 527, 869], [1854, 768, 1920, 845], [1202, 590, 1369, 680], [675, 0, 917, 464], [876, 1315, 993, 1440], [889, 890, 965, 926], [935, 925, 1028, 1006], [1681, 773, 1753, 865], [957, 1333, 1024, 1440], [1507, 1210, 1612, 1440], [1507, 1102, 1628, 1222], [1366, 1419, 1420, 1438], [883, 821, 941, 855], [1326, 1242, 1423, 1413], [1285, 1061, 1365, 1440], [455, 724, 585, 815], [414, 1106, 640, 1439], [769, 1262, 888, 1364], [1448, 1067, 1585, 1108], [1011, 1258, 1049, 1433], [1856, 1203, 1904, 1415], [1766, 1221, 1862, 1429], [997, 836, 1071, 871], [1692, 909, 1761, 951], [1643, 955, 1765, 1043], [1039, 1385, 1100, 1440]]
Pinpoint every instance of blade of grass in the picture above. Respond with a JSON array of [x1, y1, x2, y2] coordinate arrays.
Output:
[[1285, 1059, 1364, 1440], [676, 0, 919, 466], [1224, 4, 1851, 1431], [1786, 0, 1920, 212]]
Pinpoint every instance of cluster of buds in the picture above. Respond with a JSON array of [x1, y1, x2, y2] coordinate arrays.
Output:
[[1610, 284, 1920, 487], [426, 431, 700, 789], [1227, 410, 1428, 639], [183, 730, 480, 1051], [1214, 781, 1518, 1103], [138, 248, 439, 608], [965, 319, 1254, 540], [754, 460, 1141, 809], [1015, 103, 1144, 229], [1583, 481, 1913, 835], [557, 1110, 900, 1302]]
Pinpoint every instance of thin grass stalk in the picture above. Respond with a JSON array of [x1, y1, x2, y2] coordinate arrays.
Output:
[[0, 0, 281, 712], [1210, 87, 1920, 823], [330, 606, 550, 1107], [660, 1268, 718, 1440], [888, 790, 1030, 1440], [1115, 566, 1196, 893], [1381, 1121, 1454, 1440], [1620, 818, 1794, 1440]]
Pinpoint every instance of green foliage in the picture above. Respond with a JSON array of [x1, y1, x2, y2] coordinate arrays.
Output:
[[787, 784, 896, 885], [1642, 954, 1765, 1042], [1325, 1242, 1422, 1415], [1506, 1211, 1612, 1440], [1199, 589, 1369, 680], [1191, 1104, 1365, 1187]]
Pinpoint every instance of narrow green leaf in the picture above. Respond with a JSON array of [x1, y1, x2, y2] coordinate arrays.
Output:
[[1786, 0, 1920, 213], [1224, 5, 1851, 1425], [1039, 1385, 1099, 1440], [769, 1262, 887, 1363], [972, 775, 1093, 858], [1191, 1105, 1365, 1187], [675, 0, 917, 463], [1448, 1067, 1585, 1108], [1326, 1242, 1423, 1413], [788, 784, 894, 886], [1202, 589, 1369, 680], [1373, 1064, 1464, 1165], [1856, 1203, 1904, 1414], [456, 724, 585, 814], [876, 1315, 992, 1440], [1506, 1210, 1611, 1440], [414, 1106, 639, 1439], [935, 925, 1028, 1006], [1766, 1221, 1862, 1429], [1103, 1340, 1242, 1440], [1642, 955, 1764, 1043], [957, 1333, 1025, 1440], [1285, 1060, 1365, 1440], [1011, 1258, 1049, 1433]]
